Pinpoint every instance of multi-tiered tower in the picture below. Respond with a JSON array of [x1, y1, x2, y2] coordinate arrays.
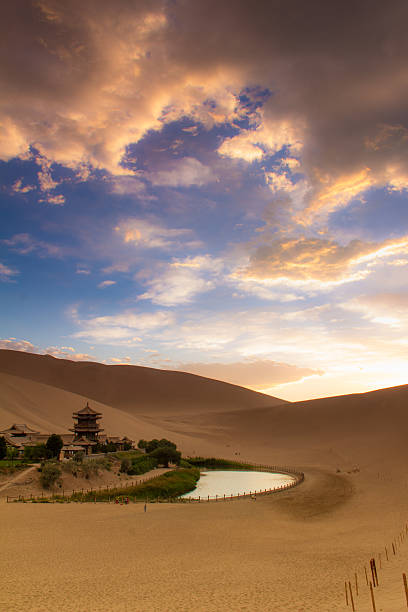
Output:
[[70, 402, 104, 442]]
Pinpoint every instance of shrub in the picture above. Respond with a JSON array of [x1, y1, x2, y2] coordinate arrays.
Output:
[[73, 451, 84, 463], [126, 455, 158, 475], [120, 458, 131, 473], [40, 462, 62, 489]]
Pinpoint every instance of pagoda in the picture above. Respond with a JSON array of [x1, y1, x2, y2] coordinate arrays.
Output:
[[70, 402, 104, 442]]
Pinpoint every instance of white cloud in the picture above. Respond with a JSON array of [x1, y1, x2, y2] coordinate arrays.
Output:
[[0, 338, 37, 352], [98, 279, 116, 288], [73, 310, 174, 344], [139, 266, 214, 306], [148, 157, 215, 187], [115, 218, 196, 250], [2, 233, 62, 257], [0, 262, 18, 281], [138, 255, 222, 306], [218, 120, 303, 162]]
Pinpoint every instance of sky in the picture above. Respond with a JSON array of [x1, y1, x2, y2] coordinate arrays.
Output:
[[2, 0, 408, 402]]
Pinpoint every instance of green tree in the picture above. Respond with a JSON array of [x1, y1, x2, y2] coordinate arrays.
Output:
[[0, 436, 6, 460], [137, 439, 148, 451], [6, 446, 18, 464], [46, 434, 63, 458], [141, 438, 178, 453], [39, 461, 62, 489], [23, 444, 51, 462], [149, 446, 181, 468]]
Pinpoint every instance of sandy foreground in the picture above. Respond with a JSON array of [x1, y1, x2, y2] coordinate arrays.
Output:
[[2, 459, 408, 611], [2, 353, 408, 610]]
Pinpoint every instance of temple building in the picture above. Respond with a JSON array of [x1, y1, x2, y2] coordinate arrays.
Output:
[[1, 401, 134, 458], [70, 402, 104, 442]]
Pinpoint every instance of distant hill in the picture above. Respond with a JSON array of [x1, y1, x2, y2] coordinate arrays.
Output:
[[0, 349, 285, 416]]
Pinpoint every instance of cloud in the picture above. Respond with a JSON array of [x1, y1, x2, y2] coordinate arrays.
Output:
[[115, 218, 196, 250], [147, 157, 215, 187], [109, 356, 132, 364], [138, 255, 222, 306], [110, 176, 149, 196], [0, 338, 95, 362], [98, 279, 116, 288], [0, 338, 37, 352], [238, 234, 408, 285], [101, 263, 129, 274], [11, 179, 35, 194], [174, 359, 322, 390], [45, 193, 65, 205], [73, 310, 174, 344], [0, 262, 19, 281], [2, 233, 62, 257], [343, 292, 408, 329], [44, 346, 97, 361], [139, 267, 214, 306], [76, 266, 91, 275], [218, 120, 303, 163], [2, 0, 408, 229]]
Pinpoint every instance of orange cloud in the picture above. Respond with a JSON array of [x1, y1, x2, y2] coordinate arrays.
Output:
[[240, 235, 408, 284]]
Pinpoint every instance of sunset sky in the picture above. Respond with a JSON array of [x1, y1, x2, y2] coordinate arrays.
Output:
[[2, 0, 408, 401]]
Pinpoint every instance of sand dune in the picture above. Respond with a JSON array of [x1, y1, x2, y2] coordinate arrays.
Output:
[[1, 350, 408, 611], [0, 349, 284, 415]]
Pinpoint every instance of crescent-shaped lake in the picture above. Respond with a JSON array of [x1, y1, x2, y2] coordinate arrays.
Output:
[[180, 470, 296, 499]]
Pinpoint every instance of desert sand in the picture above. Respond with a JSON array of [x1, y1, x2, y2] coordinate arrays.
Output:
[[1, 349, 408, 611]]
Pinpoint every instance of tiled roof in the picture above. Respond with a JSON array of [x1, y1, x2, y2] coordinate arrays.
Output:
[[0, 423, 40, 435], [73, 402, 102, 416]]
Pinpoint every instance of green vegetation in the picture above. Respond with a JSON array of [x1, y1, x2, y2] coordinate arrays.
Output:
[[40, 461, 62, 489], [187, 457, 256, 470], [93, 441, 118, 453], [0, 436, 6, 460], [6, 446, 18, 464], [45, 434, 63, 458], [137, 438, 177, 453], [23, 444, 52, 461], [119, 439, 181, 476], [67, 466, 200, 502], [120, 454, 158, 475], [149, 446, 181, 467], [61, 455, 112, 479]]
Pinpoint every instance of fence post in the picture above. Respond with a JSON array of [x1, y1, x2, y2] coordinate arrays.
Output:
[[403, 573, 408, 608], [348, 581, 355, 611], [369, 581, 376, 612]]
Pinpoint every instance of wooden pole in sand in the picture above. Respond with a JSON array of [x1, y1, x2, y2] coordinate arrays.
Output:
[[403, 573, 408, 607], [355, 572, 359, 596], [345, 581, 349, 606], [369, 581, 376, 612], [348, 581, 355, 611], [385, 546, 389, 561]]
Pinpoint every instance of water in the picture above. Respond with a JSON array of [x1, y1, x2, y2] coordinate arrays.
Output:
[[180, 470, 295, 499]]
